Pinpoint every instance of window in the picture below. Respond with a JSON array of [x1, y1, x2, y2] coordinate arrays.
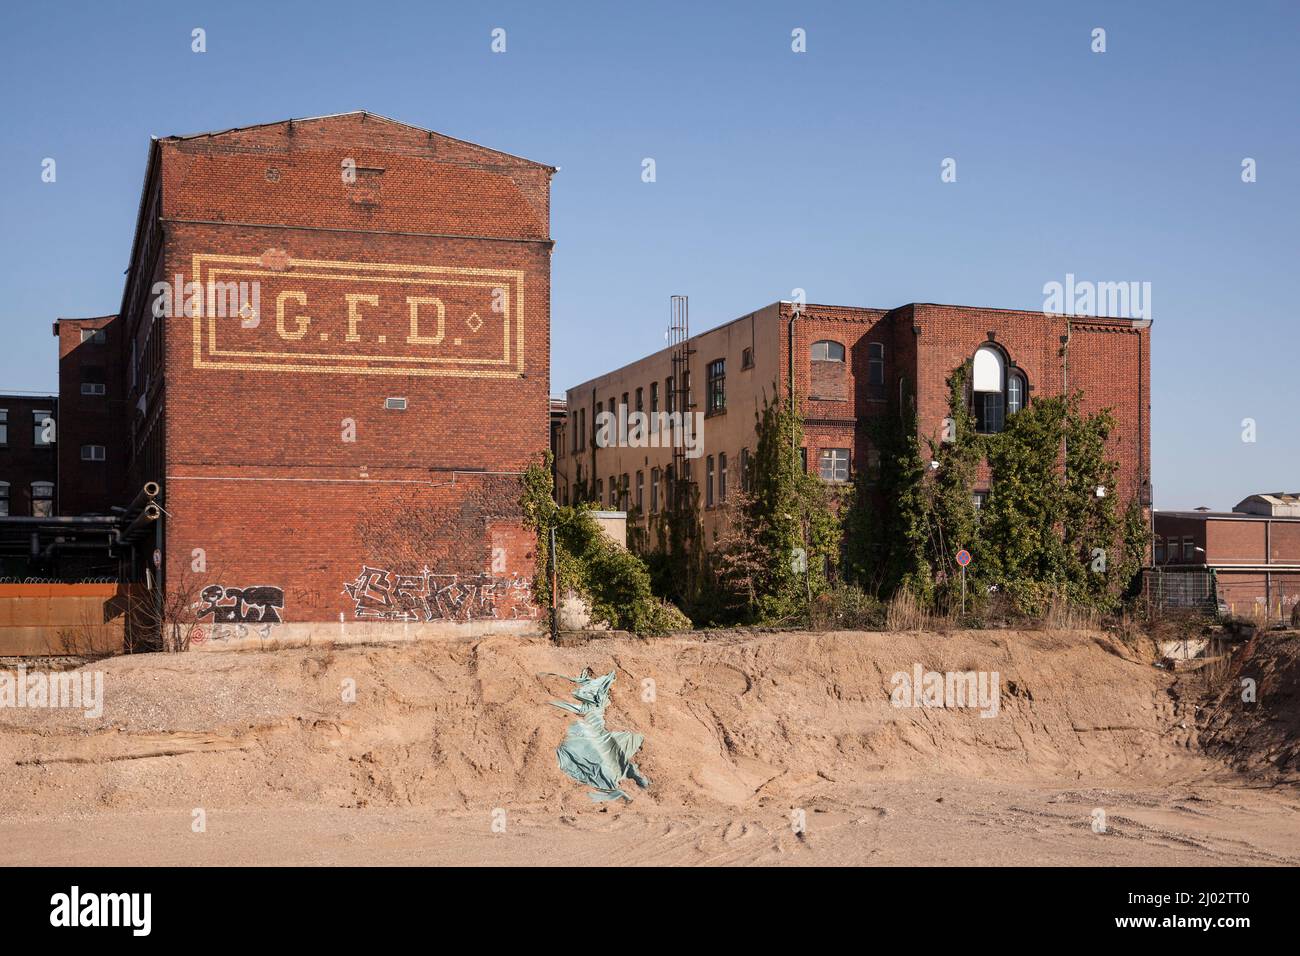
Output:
[[32, 481, 53, 517], [33, 410, 53, 446], [621, 393, 628, 414], [972, 346, 1007, 434], [819, 448, 850, 482], [1007, 371, 1025, 415], [384, 397, 407, 410], [635, 387, 644, 413], [1182, 537, 1196, 562], [650, 381, 659, 414], [0, 482, 8, 517], [799, 447, 808, 472], [742, 347, 754, 370], [650, 468, 660, 513], [865, 446, 881, 485], [81, 382, 107, 396], [707, 359, 726, 414], [706, 456, 715, 507], [974, 391, 1004, 434], [595, 478, 603, 503], [972, 491, 989, 512], [1154, 536, 1165, 564], [868, 342, 885, 387], [620, 474, 629, 510], [80, 327, 106, 345], [665, 377, 674, 413], [81, 444, 106, 461], [0, 409, 7, 445], [739, 447, 751, 492], [719, 453, 728, 502], [811, 340, 845, 362], [609, 475, 617, 508], [636, 470, 644, 512]]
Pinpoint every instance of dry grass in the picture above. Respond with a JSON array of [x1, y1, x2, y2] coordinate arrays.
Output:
[[885, 587, 927, 631]]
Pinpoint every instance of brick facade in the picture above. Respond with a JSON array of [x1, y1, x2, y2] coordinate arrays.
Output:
[[0, 395, 57, 520], [53, 315, 127, 515], [1154, 507, 1300, 620], [559, 300, 1152, 547], [104, 112, 554, 639]]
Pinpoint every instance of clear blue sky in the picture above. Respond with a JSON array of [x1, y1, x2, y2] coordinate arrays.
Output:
[[2, 1, 1296, 510]]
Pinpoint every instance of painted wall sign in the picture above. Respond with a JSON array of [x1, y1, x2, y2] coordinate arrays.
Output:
[[188, 254, 526, 378]]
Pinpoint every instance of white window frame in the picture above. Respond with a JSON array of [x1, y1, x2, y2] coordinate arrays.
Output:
[[819, 448, 850, 482]]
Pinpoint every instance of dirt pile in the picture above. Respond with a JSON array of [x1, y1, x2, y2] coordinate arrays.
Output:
[[0, 627, 1229, 818], [1194, 630, 1300, 778]]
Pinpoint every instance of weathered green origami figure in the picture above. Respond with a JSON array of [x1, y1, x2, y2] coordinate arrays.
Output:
[[546, 668, 651, 802]]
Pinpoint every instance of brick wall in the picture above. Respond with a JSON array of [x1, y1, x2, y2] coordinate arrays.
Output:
[[111, 113, 552, 631], [0, 395, 57, 520], [54, 316, 128, 514]]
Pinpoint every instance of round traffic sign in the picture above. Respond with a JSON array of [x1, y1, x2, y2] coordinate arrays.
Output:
[[955, 549, 972, 568]]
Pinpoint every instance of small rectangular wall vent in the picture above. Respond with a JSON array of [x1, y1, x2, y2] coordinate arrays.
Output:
[[385, 397, 408, 411]]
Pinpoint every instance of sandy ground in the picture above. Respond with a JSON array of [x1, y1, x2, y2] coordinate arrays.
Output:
[[1, 627, 1296, 866]]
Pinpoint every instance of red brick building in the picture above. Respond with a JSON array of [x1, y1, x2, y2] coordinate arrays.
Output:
[[53, 315, 128, 515], [96, 111, 554, 643], [556, 300, 1151, 544], [1153, 494, 1300, 620], [0, 395, 57, 519]]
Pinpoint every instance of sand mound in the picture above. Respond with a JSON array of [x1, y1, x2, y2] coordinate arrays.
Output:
[[0, 627, 1241, 820], [1195, 630, 1300, 778]]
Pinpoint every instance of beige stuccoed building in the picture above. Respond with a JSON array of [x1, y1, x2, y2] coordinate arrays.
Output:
[[553, 302, 788, 546]]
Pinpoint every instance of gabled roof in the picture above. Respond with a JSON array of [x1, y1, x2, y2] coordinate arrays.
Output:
[[159, 110, 555, 170]]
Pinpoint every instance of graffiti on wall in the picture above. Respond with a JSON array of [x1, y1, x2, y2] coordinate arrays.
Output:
[[196, 585, 285, 624], [194, 622, 277, 645], [342, 566, 537, 622]]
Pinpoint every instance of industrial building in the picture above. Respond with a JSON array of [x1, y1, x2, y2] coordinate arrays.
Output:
[[554, 299, 1153, 547], [1153, 494, 1300, 620], [1, 112, 555, 651]]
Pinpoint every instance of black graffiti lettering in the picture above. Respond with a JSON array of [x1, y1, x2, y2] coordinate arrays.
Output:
[[196, 584, 285, 623]]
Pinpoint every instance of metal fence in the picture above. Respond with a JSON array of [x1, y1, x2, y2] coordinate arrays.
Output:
[[1141, 569, 1219, 615]]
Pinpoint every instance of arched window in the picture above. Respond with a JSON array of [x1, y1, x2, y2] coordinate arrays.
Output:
[[1007, 371, 1026, 415], [972, 345, 1021, 434], [811, 340, 845, 362]]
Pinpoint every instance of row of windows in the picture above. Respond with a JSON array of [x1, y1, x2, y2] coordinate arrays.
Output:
[[0, 409, 56, 447], [565, 354, 752, 455], [1154, 537, 1201, 563], [0, 481, 54, 517], [811, 339, 886, 388], [566, 442, 876, 513]]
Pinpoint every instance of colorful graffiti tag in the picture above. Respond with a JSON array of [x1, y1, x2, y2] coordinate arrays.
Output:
[[341, 566, 537, 622]]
